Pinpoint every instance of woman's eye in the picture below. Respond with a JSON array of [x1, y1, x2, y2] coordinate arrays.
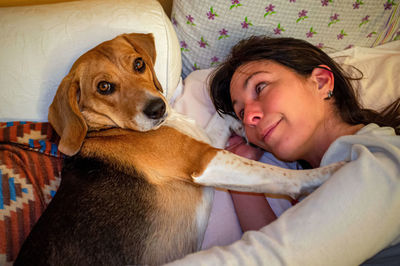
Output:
[[97, 81, 115, 95], [238, 109, 244, 120], [255, 82, 267, 94], [134, 57, 146, 73]]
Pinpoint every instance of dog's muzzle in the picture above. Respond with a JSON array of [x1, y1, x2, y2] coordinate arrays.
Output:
[[144, 98, 166, 120]]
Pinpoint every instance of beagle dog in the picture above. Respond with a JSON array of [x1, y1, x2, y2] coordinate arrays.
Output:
[[14, 33, 343, 265]]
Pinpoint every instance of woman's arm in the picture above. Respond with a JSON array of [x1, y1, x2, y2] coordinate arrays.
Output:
[[230, 191, 276, 231], [225, 135, 277, 231], [167, 129, 400, 266]]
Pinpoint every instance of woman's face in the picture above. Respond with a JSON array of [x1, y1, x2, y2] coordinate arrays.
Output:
[[230, 60, 327, 162]]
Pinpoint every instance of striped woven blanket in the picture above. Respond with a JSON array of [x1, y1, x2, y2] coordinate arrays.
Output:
[[0, 121, 63, 265]]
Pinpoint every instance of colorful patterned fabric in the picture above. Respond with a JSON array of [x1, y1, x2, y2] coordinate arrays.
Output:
[[171, 0, 400, 78], [0, 121, 63, 264]]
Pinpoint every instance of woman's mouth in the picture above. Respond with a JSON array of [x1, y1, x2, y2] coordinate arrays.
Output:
[[262, 119, 282, 143]]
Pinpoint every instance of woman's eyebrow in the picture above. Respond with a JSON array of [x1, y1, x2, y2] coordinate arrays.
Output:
[[244, 71, 270, 89]]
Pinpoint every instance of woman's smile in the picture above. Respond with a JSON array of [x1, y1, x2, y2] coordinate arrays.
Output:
[[262, 118, 282, 143]]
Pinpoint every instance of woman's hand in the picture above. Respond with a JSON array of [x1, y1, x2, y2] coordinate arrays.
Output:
[[225, 134, 264, 160]]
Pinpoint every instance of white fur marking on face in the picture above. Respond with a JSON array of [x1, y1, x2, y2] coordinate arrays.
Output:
[[132, 112, 164, 131], [129, 96, 169, 132], [120, 90, 169, 132], [193, 150, 345, 198]]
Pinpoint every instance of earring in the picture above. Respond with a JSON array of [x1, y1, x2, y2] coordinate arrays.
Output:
[[324, 90, 333, 100]]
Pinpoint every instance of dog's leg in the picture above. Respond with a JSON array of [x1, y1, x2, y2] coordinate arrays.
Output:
[[192, 150, 345, 199]]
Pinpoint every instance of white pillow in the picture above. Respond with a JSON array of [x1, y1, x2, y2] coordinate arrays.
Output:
[[0, 0, 181, 122], [330, 40, 400, 111]]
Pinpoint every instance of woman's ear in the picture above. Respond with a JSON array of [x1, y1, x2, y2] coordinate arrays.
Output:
[[311, 65, 334, 99]]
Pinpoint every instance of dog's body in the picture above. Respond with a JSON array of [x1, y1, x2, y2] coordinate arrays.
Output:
[[15, 124, 214, 265], [15, 33, 343, 265]]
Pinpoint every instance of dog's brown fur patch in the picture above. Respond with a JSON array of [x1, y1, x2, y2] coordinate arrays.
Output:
[[79, 126, 218, 264]]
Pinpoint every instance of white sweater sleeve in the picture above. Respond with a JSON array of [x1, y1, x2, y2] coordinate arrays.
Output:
[[167, 125, 400, 266]]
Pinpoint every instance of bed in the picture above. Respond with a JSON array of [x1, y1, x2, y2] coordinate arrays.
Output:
[[0, 0, 399, 264]]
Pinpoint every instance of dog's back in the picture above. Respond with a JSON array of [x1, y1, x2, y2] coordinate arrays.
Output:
[[15, 127, 212, 266]]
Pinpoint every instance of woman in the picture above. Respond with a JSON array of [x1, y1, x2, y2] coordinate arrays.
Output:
[[169, 36, 400, 265]]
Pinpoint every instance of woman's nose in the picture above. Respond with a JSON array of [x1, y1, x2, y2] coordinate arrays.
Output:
[[243, 105, 262, 127]]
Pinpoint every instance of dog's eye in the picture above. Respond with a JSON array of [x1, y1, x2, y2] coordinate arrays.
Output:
[[97, 81, 115, 95], [134, 58, 146, 73]]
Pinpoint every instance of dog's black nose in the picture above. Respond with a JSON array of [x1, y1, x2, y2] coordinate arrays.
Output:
[[143, 98, 166, 119]]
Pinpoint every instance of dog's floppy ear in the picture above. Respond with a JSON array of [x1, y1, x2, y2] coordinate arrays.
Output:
[[122, 33, 163, 93], [48, 73, 87, 156]]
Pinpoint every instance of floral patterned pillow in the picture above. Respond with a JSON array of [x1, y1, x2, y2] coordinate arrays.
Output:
[[171, 0, 400, 78]]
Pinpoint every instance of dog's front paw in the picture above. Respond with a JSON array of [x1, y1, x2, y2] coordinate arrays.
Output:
[[205, 113, 246, 149], [225, 115, 245, 139]]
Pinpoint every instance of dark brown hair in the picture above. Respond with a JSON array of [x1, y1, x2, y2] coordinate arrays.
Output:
[[209, 36, 400, 134]]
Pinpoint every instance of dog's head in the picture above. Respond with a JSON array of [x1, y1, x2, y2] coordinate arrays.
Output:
[[49, 33, 167, 156]]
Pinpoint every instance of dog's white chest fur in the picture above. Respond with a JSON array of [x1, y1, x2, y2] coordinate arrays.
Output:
[[164, 109, 244, 150], [164, 109, 213, 145]]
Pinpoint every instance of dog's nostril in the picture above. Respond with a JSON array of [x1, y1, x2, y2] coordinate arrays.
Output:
[[143, 98, 166, 120]]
